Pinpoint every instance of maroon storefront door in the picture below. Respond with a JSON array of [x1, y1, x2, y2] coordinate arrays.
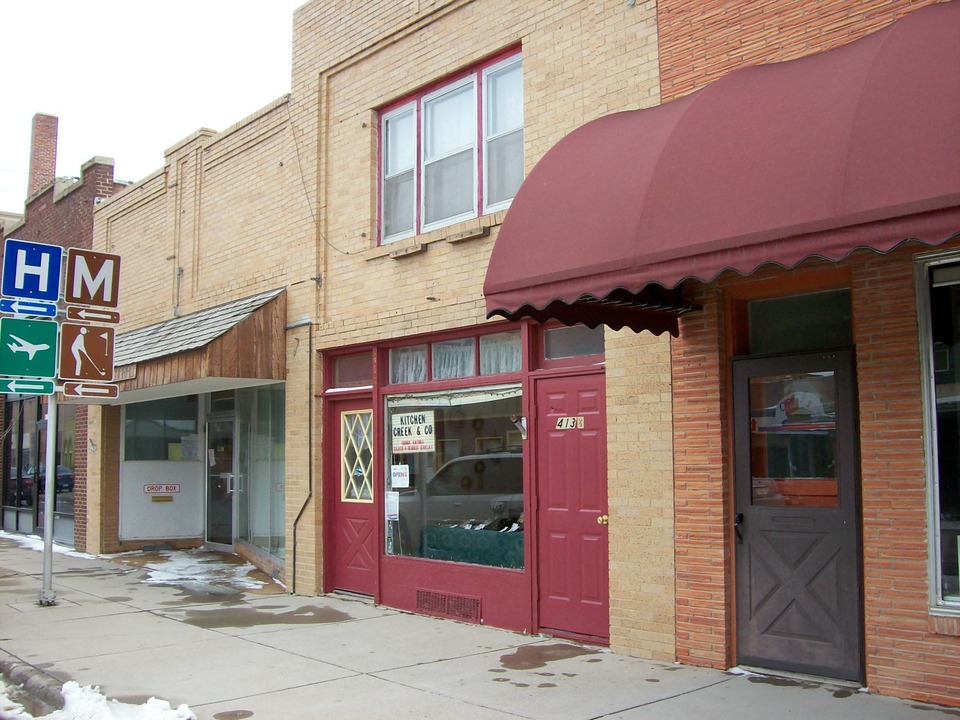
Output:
[[535, 372, 609, 640], [330, 399, 377, 595]]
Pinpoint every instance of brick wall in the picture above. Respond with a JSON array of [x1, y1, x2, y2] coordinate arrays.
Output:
[[851, 243, 960, 705], [605, 329, 676, 661], [95, 405, 121, 553], [8, 158, 126, 252], [27, 114, 57, 198], [72, 406, 88, 552], [95, 97, 316, 331], [659, 0, 958, 695], [658, 0, 943, 103], [292, 0, 660, 352], [671, 284, 732, 669]]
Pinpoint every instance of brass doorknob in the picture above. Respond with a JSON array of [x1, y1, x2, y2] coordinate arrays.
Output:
[[597, 514, 609, 525]]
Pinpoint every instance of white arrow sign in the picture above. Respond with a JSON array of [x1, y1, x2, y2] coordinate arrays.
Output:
[[0, 299, 58, 317], [61, 381, 119, 399], [0, 378, 54, 395], [65, 306, 121, 324]]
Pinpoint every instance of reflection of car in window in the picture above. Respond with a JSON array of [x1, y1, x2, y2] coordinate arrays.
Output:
[[27, 465, 75, 493], [397, 452, 523, 556]]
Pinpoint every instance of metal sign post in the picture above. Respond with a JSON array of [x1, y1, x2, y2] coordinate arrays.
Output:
[[39, 394, 58, 605]]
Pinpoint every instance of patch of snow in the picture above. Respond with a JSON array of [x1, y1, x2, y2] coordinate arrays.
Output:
[[0, 530, 267, 591], [0, 530, 96, 560], [140, 549, 265, 590], [0, 679, 195, 720]]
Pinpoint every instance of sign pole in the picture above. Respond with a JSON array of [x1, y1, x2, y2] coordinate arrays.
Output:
[[39, 393, 58, 606]]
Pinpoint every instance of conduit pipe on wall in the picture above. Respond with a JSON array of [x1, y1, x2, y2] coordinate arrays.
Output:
[[286, 316, 314, 595]]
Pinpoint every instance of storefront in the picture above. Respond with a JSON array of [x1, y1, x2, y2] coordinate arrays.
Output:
[[118, 386, 285, 563], [93, 288, 289, 575], [324, 322, 611, 640], [483, 0, 960, 703]]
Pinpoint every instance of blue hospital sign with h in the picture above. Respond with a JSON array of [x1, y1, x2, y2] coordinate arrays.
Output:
[[1, 239, 63, 302]]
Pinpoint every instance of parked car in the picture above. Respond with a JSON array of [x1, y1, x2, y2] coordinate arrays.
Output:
[[396, 452, 523, 556]]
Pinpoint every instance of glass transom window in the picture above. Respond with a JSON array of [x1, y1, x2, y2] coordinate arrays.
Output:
[[379, 52, 523, 244], [389, 331, 521, 385]]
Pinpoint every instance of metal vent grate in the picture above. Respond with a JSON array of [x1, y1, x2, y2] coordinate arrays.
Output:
[[416, 589, 481, 622]]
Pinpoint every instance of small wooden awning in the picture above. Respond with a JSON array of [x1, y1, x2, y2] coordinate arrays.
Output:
[[484, 1, 960, 335], [100, 288, 287, 404]]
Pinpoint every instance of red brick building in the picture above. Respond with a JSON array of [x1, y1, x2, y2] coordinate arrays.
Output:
[[486, 0, 960, 706]]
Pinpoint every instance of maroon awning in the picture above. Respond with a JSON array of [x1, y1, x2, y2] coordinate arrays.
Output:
[[484, 1, 960, 335]]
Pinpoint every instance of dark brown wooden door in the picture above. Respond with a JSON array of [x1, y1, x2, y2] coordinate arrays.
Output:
[[330, 400, 377, 595], [733, 350, 862, 681], [535, 373, 609, 641]]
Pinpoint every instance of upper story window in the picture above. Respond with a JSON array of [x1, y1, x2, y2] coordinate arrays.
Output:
[[380, 52, 523, 244]]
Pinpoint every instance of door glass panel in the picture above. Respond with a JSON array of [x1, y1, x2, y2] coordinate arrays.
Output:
[[342, 410, 373, 502], [21, 398, 38, 510], [235, 385, 286, 559], [748, 371, 838, 507], [235, 417, 251, 548], [206, 419, 234, 544]]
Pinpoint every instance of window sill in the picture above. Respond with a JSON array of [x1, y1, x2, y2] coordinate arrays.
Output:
[[388, 242, 426, 259], [366, 212, 505, 262], [929, 610, 960, 636]]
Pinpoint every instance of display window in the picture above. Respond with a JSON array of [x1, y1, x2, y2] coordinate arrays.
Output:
[[124, 396, 199, 461], [384, 385, 524, 568], [2, 397, 76, 541], [922, 259, 960, 606], [2, 398, 39, 508]]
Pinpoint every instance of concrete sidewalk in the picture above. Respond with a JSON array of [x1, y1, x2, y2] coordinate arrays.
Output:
[[0, 535, 955, 720]]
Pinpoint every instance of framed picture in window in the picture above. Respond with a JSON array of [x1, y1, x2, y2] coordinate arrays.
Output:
[[438, 439, 460, 467], [475, 436, 501, 453]]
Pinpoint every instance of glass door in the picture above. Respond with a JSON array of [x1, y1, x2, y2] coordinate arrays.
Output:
[[206, 418, 235, 547]]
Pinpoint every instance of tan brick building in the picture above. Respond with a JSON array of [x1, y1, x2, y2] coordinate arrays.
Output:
[[76, 0, 959, 708]]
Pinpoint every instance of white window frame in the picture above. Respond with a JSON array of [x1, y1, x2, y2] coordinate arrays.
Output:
[[482, 54, 524, 215], [379, 51, 523, 245], [380, 103, 417, 243], [420, 75, 479, 234], [916, 248, 960, 614]]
